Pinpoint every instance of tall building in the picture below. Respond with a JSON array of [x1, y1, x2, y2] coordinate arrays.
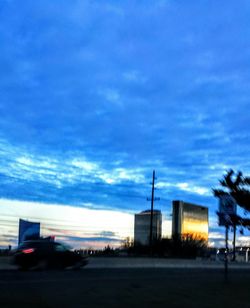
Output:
[[134, 210, 162, 246], [172, 200, 208, 241]]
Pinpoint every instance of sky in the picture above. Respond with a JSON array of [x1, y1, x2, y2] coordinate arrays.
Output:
[[0, 0, 250, 249]]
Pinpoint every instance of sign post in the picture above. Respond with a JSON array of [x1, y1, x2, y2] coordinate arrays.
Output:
[[218, 195, 237, 281], [225, 226, 229, 281]]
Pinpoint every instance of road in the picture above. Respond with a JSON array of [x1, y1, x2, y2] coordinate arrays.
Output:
[[1, 268, 250, 308], [2, 256, 250, 270]]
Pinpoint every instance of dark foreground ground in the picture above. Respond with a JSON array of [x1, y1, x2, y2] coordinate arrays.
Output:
[[0, 268, 250, 308]]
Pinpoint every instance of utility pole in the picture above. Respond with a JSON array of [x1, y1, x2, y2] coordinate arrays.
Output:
[[149, 170, 155, 251], [147, 170, 160, 256]]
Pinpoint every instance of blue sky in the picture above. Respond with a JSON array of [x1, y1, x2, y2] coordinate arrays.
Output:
[[0, 0, 250, 248]]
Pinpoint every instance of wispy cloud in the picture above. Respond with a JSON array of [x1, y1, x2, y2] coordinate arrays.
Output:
[[98, 88, 123, 106], [156, 181, 211, 197]]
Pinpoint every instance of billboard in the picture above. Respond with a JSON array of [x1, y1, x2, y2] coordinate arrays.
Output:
[[18, 219, 40, 245]]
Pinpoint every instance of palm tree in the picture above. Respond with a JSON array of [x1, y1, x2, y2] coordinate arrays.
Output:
[[213, 170, 250, 260], [213, 170, 250, 212]]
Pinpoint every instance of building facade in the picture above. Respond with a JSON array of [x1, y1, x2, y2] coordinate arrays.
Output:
[[134, 210, 162, 246], [172, 200, 208, 241]]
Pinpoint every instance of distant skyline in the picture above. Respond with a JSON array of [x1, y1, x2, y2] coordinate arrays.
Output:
[[0, 0, 250, 248]]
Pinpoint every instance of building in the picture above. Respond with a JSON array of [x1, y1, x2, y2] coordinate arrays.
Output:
[[134, 210, 162, 246], [172, 200, 208, 241]]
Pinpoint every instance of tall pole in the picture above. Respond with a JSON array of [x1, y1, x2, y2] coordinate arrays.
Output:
[[232, 224, 236, 261], [225, 226, 229, 281], [149, 170, 155, 255]]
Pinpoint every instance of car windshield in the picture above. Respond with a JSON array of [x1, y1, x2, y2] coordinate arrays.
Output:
[[18, 242, 39, 248], [55, 243, 73, 251], [61, 243, 73, 251]]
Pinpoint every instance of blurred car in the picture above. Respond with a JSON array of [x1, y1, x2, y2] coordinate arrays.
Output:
[[13, 240, 88, 270]]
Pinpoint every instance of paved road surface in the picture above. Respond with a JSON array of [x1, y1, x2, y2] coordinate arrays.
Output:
[[2, 256, 250, 270], [1, 268, 250, 308]]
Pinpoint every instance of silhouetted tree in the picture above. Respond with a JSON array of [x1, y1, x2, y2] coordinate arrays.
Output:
[[122, 237, 134, 249], [124, 235, 207, 258], [103, 245, 115, 255], [213, 169, 250, 212], [213, 170, 250, 260], [171, 234, 207, 258]]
